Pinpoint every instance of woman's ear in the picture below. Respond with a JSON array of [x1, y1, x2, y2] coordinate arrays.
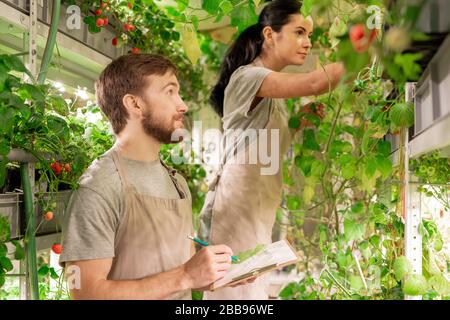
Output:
[[261, 26, 274, 45]]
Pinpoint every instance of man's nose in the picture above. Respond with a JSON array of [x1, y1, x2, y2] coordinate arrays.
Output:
[[177, 97, 188, 113]]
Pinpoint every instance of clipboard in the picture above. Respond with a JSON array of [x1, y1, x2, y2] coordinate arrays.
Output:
[[210, 240, 300, 291]]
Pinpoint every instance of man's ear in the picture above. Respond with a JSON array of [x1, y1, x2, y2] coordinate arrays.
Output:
[[122, 94, 141, 116]]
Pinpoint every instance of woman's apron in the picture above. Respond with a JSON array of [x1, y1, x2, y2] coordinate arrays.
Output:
[[201, 101, 292, 300], [107, 150, 194, 300]]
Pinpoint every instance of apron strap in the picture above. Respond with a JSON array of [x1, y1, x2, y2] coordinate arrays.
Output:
[[159, 159, 187, 199], [111, 150, 131, 189]]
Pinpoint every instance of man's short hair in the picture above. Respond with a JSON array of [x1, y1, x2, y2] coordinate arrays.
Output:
[[95, 54, 177, 134]]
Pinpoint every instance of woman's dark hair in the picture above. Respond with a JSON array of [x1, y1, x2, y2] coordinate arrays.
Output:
[[210, 0, 303, 117]]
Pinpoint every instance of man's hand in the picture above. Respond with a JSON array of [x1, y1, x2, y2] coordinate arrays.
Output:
[[183, 245, 233, 290]]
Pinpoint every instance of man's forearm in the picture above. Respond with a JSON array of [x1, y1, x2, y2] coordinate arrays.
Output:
[[72, 266, 191, 300]]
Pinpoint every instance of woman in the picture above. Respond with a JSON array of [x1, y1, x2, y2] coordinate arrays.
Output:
[[200, 0, 346, 300]]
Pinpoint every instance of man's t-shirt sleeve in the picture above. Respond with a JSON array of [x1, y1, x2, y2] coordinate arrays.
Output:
[[59, 187, 119, 264]]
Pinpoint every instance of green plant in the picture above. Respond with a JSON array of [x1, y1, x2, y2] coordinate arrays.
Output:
[[410, 151, 450, 210], [0, 216, 25, 289], [278, 0, 449, 300]]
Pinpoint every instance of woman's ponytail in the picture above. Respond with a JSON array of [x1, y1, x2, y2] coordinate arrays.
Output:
[[209, 24, 263, 117]]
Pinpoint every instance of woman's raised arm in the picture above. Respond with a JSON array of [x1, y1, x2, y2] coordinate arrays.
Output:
[[257, 62, 345, 98]]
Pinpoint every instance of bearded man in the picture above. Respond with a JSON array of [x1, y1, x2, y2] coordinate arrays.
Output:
[[59, 54, 235, 300]]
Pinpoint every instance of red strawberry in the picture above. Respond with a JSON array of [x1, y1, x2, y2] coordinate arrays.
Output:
[[350, 24, 365, 42], [50, 161, 62, 175], [64, 163, 71, 173], [131, 47, 140, 54], [112, 37, 118, 46], [95, 9, 102, 16], [51, 243, 62, 254], [44, 211, 54, 221], [103, 17, 108, 26], [349, 24, 378, 53], [124, 23, 135, 32], [127, 2, 133, 9], [96, 18, 105, 27]]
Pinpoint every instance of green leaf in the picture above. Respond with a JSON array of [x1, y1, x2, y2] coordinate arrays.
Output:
[[369, 235, 380, 247], [351, 202, 364, 214], [303, 185, 314, 205], [303, 129, 320, 151], [286, 196, 301, 211], [336, 252, 350, 268], [389, 102, 414, 128], [329, 140, 352, 157], [394, 53, 422, 80], [428, 275, 450, 296], [344, 218, 366, 241], [349, 274, 364, 291], [376, 140, 391, 157], [177, 0, 188, 12], [83, 16, 94, 25], [201, 0, 221, 14], [181, 27, 201, 64], [288, 116, 300, 129], [38, 265, 50, 276], [375, 155, 392, 180], [0, 256, 13, 272], [219, 0, 233, 15], [12, 241, 24, 260], [18, 83, 45, 102], [295, 155, 315, 176], [0, 106, 15, 136], [301, 0, 313, 17], [1, 54, 30, 76], [337, 39, 370, 73], [88, 23, 101, 34], [49, 267, 59, 280], [47, 95, 69, 115], [0, 69, 8, 92], [0, 138, 10, 156], [191, 15, 199, 30], [279, 282, 296, 299], [230, 2, 258, 33], [0, 216, 10, 242], [342, 163, 356, 179], [365, 156, 378, 178]]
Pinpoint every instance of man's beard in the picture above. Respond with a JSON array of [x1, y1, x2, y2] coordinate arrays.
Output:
[[141, 107, 183, 144]]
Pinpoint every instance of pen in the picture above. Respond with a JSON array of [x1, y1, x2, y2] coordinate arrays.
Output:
[[188, 235, 239, 262]]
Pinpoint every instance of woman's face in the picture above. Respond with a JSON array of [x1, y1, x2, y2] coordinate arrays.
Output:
[[269, 14, 313, 66]]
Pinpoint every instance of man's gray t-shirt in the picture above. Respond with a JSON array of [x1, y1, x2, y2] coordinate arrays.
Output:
[[59, 150, 191, 264]]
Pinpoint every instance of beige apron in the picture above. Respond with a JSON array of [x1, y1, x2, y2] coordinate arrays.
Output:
[[202, 101, 292, 300], [107, 150, 194, 300]]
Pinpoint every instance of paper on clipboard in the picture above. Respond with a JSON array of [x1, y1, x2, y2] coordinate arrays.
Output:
[[211, 240, 299, 291]]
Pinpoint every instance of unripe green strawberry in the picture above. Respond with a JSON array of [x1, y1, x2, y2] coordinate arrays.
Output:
[[403, 274, 428, 296], [393, 256, 412, 281]]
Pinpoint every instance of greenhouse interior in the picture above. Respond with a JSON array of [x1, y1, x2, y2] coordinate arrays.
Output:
[[0, 0, 449, 302]]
